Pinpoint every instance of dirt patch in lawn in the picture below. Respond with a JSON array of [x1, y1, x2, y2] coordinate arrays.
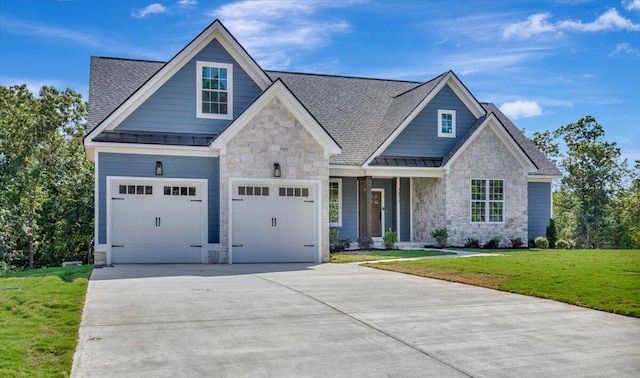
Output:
[[366, 264, 506, 288]]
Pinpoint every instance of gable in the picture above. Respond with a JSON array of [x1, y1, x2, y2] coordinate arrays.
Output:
[[114, 39, 262, 135], [382, 84, 478, 158], [211, 80, 340, 158]]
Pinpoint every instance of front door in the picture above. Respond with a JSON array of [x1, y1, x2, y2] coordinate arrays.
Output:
[[371, 190, 383, 237]]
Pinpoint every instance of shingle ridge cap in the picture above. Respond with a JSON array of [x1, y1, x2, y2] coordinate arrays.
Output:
[[266, 70, 421, 84], [392, 72, 448, 98], [92, 56, 167, 64]]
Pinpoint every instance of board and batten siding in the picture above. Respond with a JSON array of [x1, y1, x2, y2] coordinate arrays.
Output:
[[115, 39, 262, 135], [330, 177, 358, 242], [382, 84, 477, 158], [527, 182, 552, 239], [98, 152, 220, 244]]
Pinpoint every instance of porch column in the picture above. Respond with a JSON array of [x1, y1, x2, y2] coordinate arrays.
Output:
[[358, 176, 373, 240]]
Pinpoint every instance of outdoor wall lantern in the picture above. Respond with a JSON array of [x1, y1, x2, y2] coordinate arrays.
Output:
[[273, 163, 281, 178], [155, 161, 163, 176]]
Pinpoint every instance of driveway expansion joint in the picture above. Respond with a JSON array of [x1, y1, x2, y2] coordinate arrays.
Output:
[[257, 275, 475, 378]]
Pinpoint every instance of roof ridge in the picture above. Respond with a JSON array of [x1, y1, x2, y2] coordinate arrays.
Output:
[[266, 70, 421, 84], [92, 56, 166, 64], [392, 72, 448, 98]]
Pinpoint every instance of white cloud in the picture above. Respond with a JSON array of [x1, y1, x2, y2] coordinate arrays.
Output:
[[209, 0, 355, 69], [177, 0, 197, 8], [609, 42, 640, 56], [0, 14, 101, 47], [132, 3, 168, 18], [558, 8, 640, 32], [503, 13, 557, 39], [499, 100, 543, 119], [624, 0, 640, 11], [503, 9, 640, 40]]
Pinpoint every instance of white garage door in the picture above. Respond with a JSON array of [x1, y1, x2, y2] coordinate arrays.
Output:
[[110, 180, 204, 263], [231, 183, 316, 263]]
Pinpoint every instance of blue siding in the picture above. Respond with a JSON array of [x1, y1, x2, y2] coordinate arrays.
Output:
[[330, 177, 358, 242], [373, 178, 395, 234], [400, 177, 411, 241], [528, 182, 551, 239], [115, 39, 262, 134], [98, 153, 219, 244], [382, 84, 477, 157]]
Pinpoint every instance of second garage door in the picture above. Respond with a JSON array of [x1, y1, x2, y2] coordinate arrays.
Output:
[[231, 183, 316, 263]]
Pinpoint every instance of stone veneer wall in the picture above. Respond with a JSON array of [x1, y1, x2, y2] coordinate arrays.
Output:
[[444, 125, 528, 246], [218, 97, 330, 263], [412, 177, 446, 243]]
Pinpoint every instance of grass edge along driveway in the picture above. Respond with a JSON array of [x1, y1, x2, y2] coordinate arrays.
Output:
[[365, 249, 640, 317], [330, 249, 455, 263], [0, 265, 92, 377]]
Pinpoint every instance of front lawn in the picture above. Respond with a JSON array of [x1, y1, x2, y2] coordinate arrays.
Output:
[[366, 250, 640, 317], [0, 265, 92, 377], [330, 249, 455, 263]]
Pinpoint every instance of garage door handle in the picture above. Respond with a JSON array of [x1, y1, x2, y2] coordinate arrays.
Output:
[[304, 245, 315, 247], [190, 245, 202, 248], [112, 245, 124, 248], [112, 197, 124, 200], [232, 244, 243, 247], [191, 199, 202, 202]]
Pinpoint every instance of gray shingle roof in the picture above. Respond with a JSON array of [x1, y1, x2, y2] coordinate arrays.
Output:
[[88, 56, 164, 131], [87, 57, 559, 175]]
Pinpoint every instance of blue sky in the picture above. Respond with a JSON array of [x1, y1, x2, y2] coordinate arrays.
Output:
[[1, 0, 639, 162]]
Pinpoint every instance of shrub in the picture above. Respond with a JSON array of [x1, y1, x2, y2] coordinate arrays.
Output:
[[555, 239, 571, 249], [510, 237, 525, 248], [330, 229, 351, 253], [484, 236, 501, 249], [357, 237, 373, 250], [383, 229, 398, 249], [464, 238, 480, 248], [546, 219, 557, 248], [534, 236, 549, 249], [430, 227, 448, 248], [528, 239, 536, 248]]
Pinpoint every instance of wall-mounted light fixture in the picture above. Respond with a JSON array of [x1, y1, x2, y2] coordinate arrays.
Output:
[[155, 161, 163, 176], [273, 163, 281, 178]]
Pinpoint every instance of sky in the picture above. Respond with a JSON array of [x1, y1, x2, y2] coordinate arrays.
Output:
[[1, 0, 639, 163]]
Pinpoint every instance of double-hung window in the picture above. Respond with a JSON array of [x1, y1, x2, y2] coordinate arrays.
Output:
[[471, 179, 504, 223], [196, 61, 233, 119], [437, 109, 456, 138], [329, 179, 342, 226]]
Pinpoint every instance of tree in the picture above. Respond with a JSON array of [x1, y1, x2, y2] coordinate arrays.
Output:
[[552, 116, 629, 248], [546, 219, 557, 249], [0, 85, 92, 270]]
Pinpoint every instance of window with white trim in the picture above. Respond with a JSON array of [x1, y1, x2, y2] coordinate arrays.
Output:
[[437, 109, 456, 138], [329, 179, 342, 226], [471, 179, 504, 223], [196, 61, 233, 119]]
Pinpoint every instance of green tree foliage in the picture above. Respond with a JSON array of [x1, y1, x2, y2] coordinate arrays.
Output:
[[0, 85, 93, 270], [546, 219, 557, 249], [531, 116, 639, 249]]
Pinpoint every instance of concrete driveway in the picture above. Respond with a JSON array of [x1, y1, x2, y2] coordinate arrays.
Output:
[[72, 263, 640, 377]]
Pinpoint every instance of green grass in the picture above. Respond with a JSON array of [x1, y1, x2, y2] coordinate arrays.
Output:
[[366, 250, 640, 317], [0, 265, 92, 377], [330, 249, 455, 263]]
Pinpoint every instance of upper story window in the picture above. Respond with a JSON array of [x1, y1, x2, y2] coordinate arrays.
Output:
[[437, 109, 456, 138], [471, 179, 504, 223], [196, 61, 233, 120]]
